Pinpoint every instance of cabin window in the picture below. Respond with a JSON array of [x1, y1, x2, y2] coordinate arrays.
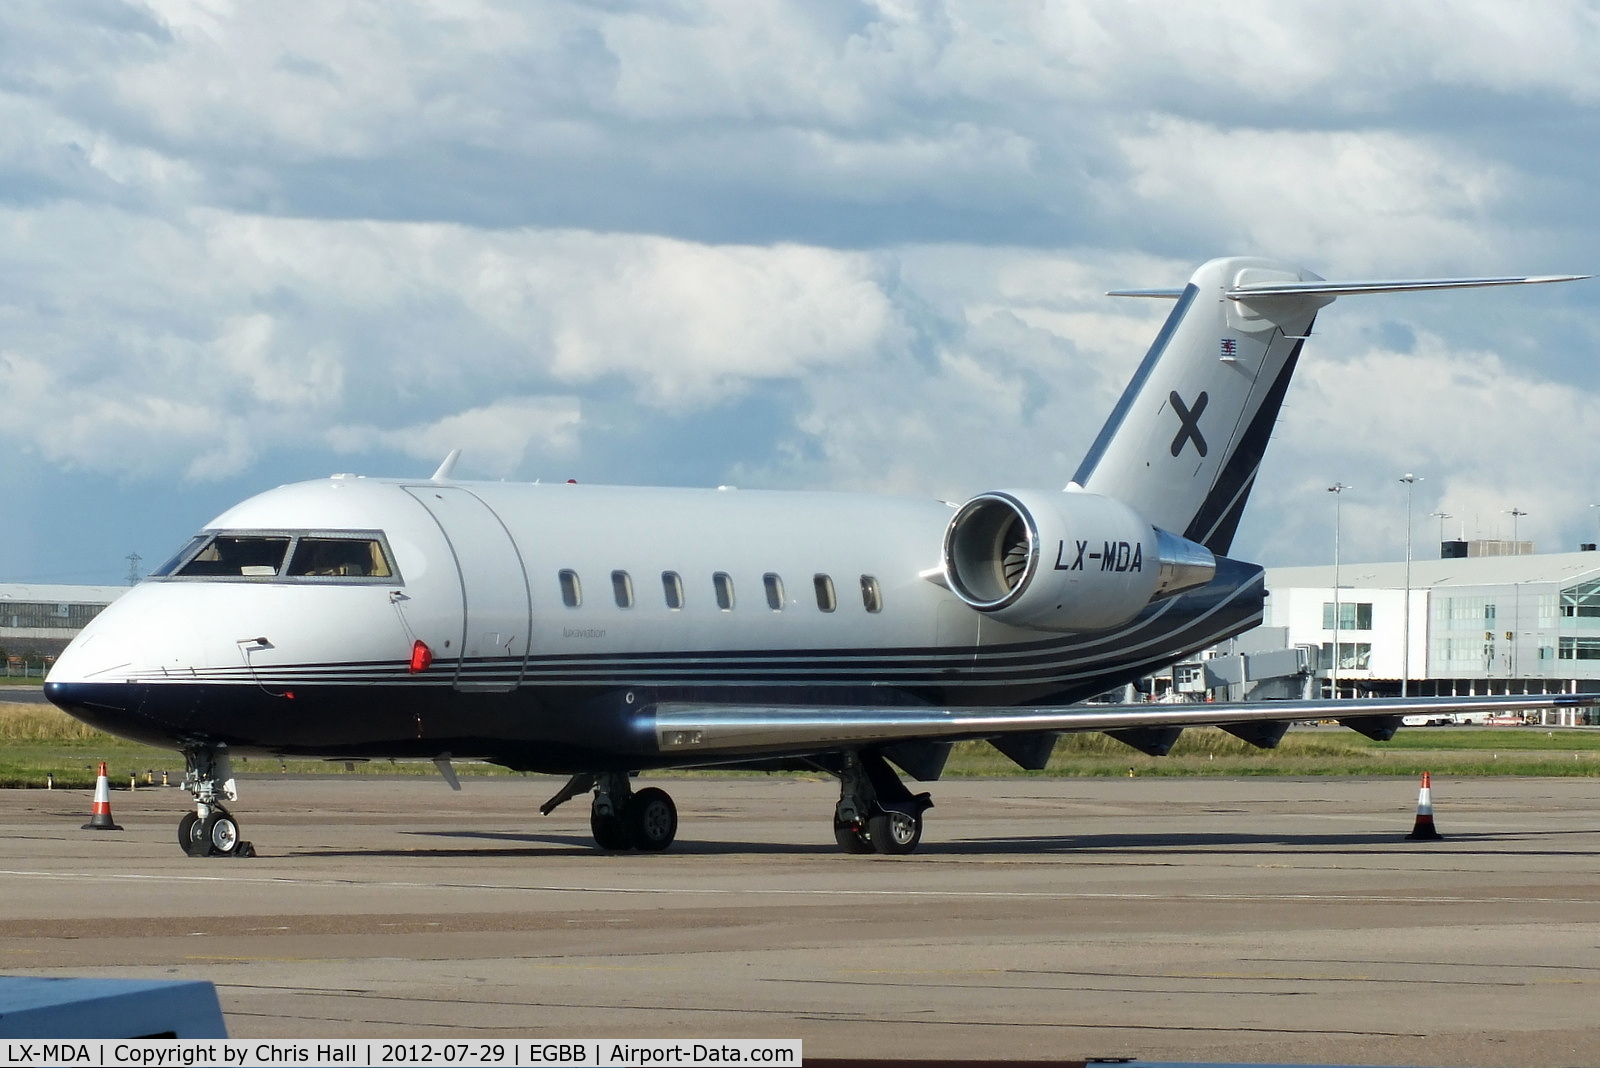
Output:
[[860, 575, 883, 613], [814, 574, 836, 613], [763, 573, 784, 611], [713, 572, 735, 611], [662, 571, 685, 610], [287, 537, 393, 578], [612, 570, 634, 609], [559, 569, 582, 608], [176, 535, 292, 578]]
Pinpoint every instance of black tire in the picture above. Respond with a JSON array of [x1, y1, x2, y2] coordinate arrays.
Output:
[[590, 806, 632, 851], [868, 810, 922, 855], [199, 812, 241, 856], [626, 787, 678, 852], [833, 817, 874, 854], [178, 812, 205, 857]]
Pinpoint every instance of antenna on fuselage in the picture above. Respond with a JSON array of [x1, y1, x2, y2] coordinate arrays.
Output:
[[431, 449, 462, 481]]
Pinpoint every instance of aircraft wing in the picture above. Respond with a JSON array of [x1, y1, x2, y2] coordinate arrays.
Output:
[[651, 693, 1596, 764]]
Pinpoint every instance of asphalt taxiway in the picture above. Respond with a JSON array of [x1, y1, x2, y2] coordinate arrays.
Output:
[[3, 774, 1600, 1067]]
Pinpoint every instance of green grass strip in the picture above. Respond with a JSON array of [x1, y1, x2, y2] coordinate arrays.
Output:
[[5, 702, 1599, 790]]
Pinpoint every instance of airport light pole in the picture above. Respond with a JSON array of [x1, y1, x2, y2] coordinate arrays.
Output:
[[1328, 482, 1350, 699], [1431, 511, 1452, 548], [1399, 475, 1420, 698], [1504, 508, 1528, 554]]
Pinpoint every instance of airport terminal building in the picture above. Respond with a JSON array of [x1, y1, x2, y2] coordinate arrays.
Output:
[[1170, 545, 1600, 724]]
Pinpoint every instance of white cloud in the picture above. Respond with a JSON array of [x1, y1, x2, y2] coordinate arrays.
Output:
[[540, 238, 900, 405], [328, 395, 582, 477], [0, 204, 910, 477], [1115, 119, 1505, 273], [0, 346, 253, 479], [212, 315, 345, 408]]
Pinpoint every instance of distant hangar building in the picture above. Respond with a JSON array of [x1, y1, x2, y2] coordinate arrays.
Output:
[[0, 583, 128, 661]]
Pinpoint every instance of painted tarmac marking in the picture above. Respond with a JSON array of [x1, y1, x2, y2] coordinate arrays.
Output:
[[1, 868, 1597, 906]]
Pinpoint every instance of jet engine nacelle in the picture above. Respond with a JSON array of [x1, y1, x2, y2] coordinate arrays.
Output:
[[942, 489, 1217, 632]]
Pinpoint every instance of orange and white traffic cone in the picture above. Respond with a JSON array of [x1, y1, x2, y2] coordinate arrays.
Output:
[[81, 761, 123, 831], [1405, 771, 1442, 841]]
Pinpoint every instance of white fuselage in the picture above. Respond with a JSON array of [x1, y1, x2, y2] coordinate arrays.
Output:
[[47, 475, 1262, 767]]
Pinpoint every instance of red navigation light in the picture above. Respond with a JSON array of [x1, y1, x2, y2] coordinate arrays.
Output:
[[409, 640, 433, 674]]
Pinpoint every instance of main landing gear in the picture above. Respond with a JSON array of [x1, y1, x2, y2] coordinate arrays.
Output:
[[178, 746, 255, 858], [539, 751, 930, 855], [831, 749, 933, 856], [543, 772, 679, 851]]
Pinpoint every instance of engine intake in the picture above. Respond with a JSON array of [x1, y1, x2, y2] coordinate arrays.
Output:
[[942, 490, 1216, 632]]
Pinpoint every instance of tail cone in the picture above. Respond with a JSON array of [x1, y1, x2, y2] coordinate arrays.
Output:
[[1405, 770, 1442, 841], [82, 761, 123, 831]]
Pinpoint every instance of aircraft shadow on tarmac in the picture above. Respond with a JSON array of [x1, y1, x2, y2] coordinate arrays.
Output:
[[287, 826, 1596, 859]]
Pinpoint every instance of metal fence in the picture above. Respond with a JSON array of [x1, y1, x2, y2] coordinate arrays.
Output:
[[3, 654, 55, 679]]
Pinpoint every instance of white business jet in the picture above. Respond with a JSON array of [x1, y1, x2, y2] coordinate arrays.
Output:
[[45, 257, 1590, 857]]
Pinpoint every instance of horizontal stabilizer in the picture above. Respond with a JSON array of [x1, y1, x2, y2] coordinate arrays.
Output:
[[1227, 274, 1589, 300], [1110, 274, 1589, 300], [1106, 287, 1186, 298]]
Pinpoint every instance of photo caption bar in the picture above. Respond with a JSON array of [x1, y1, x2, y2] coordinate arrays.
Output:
[[0, 1041, 801, 1068]]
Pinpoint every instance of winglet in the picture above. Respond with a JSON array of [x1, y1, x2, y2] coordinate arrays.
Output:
[[431, 449, 461, 481]]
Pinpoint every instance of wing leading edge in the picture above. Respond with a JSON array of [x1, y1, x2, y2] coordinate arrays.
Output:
[[651, 694, 1597, 761]]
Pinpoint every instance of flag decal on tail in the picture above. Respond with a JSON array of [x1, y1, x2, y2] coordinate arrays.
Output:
[[1169, 391, 1209, 458]]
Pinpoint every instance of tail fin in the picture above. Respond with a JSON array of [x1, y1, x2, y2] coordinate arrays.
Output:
[[1070, 257, 1586, 555]]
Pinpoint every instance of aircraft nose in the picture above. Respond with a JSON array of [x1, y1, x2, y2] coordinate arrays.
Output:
[[45, 586, 207, 747], [48, 583, 212, 687], [47, 628, 139, 686]]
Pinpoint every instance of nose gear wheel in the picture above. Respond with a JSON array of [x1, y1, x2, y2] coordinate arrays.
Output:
[[177, 746, 255, 858]]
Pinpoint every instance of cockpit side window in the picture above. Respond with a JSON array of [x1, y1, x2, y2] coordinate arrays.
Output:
[[287, 537, 393, 578], [163, 531, 399, 583]]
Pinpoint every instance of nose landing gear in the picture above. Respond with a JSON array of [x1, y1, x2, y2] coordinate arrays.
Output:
[[178, 746, 255, 858]]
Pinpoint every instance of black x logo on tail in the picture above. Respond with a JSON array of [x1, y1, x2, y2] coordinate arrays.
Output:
[[1169, 390, 1208, 458]]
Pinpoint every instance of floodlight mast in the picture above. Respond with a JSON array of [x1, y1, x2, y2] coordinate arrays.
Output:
[[1399, 475, 1420, 698], [1328, 482, 1351, 699]]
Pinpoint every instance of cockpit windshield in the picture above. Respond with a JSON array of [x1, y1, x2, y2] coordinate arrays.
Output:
[[175, 536, 292, 577], [151, 531, 399, 583]]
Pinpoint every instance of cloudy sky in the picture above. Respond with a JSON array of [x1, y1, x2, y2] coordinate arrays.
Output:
[[3, 0, 1599, 586]]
